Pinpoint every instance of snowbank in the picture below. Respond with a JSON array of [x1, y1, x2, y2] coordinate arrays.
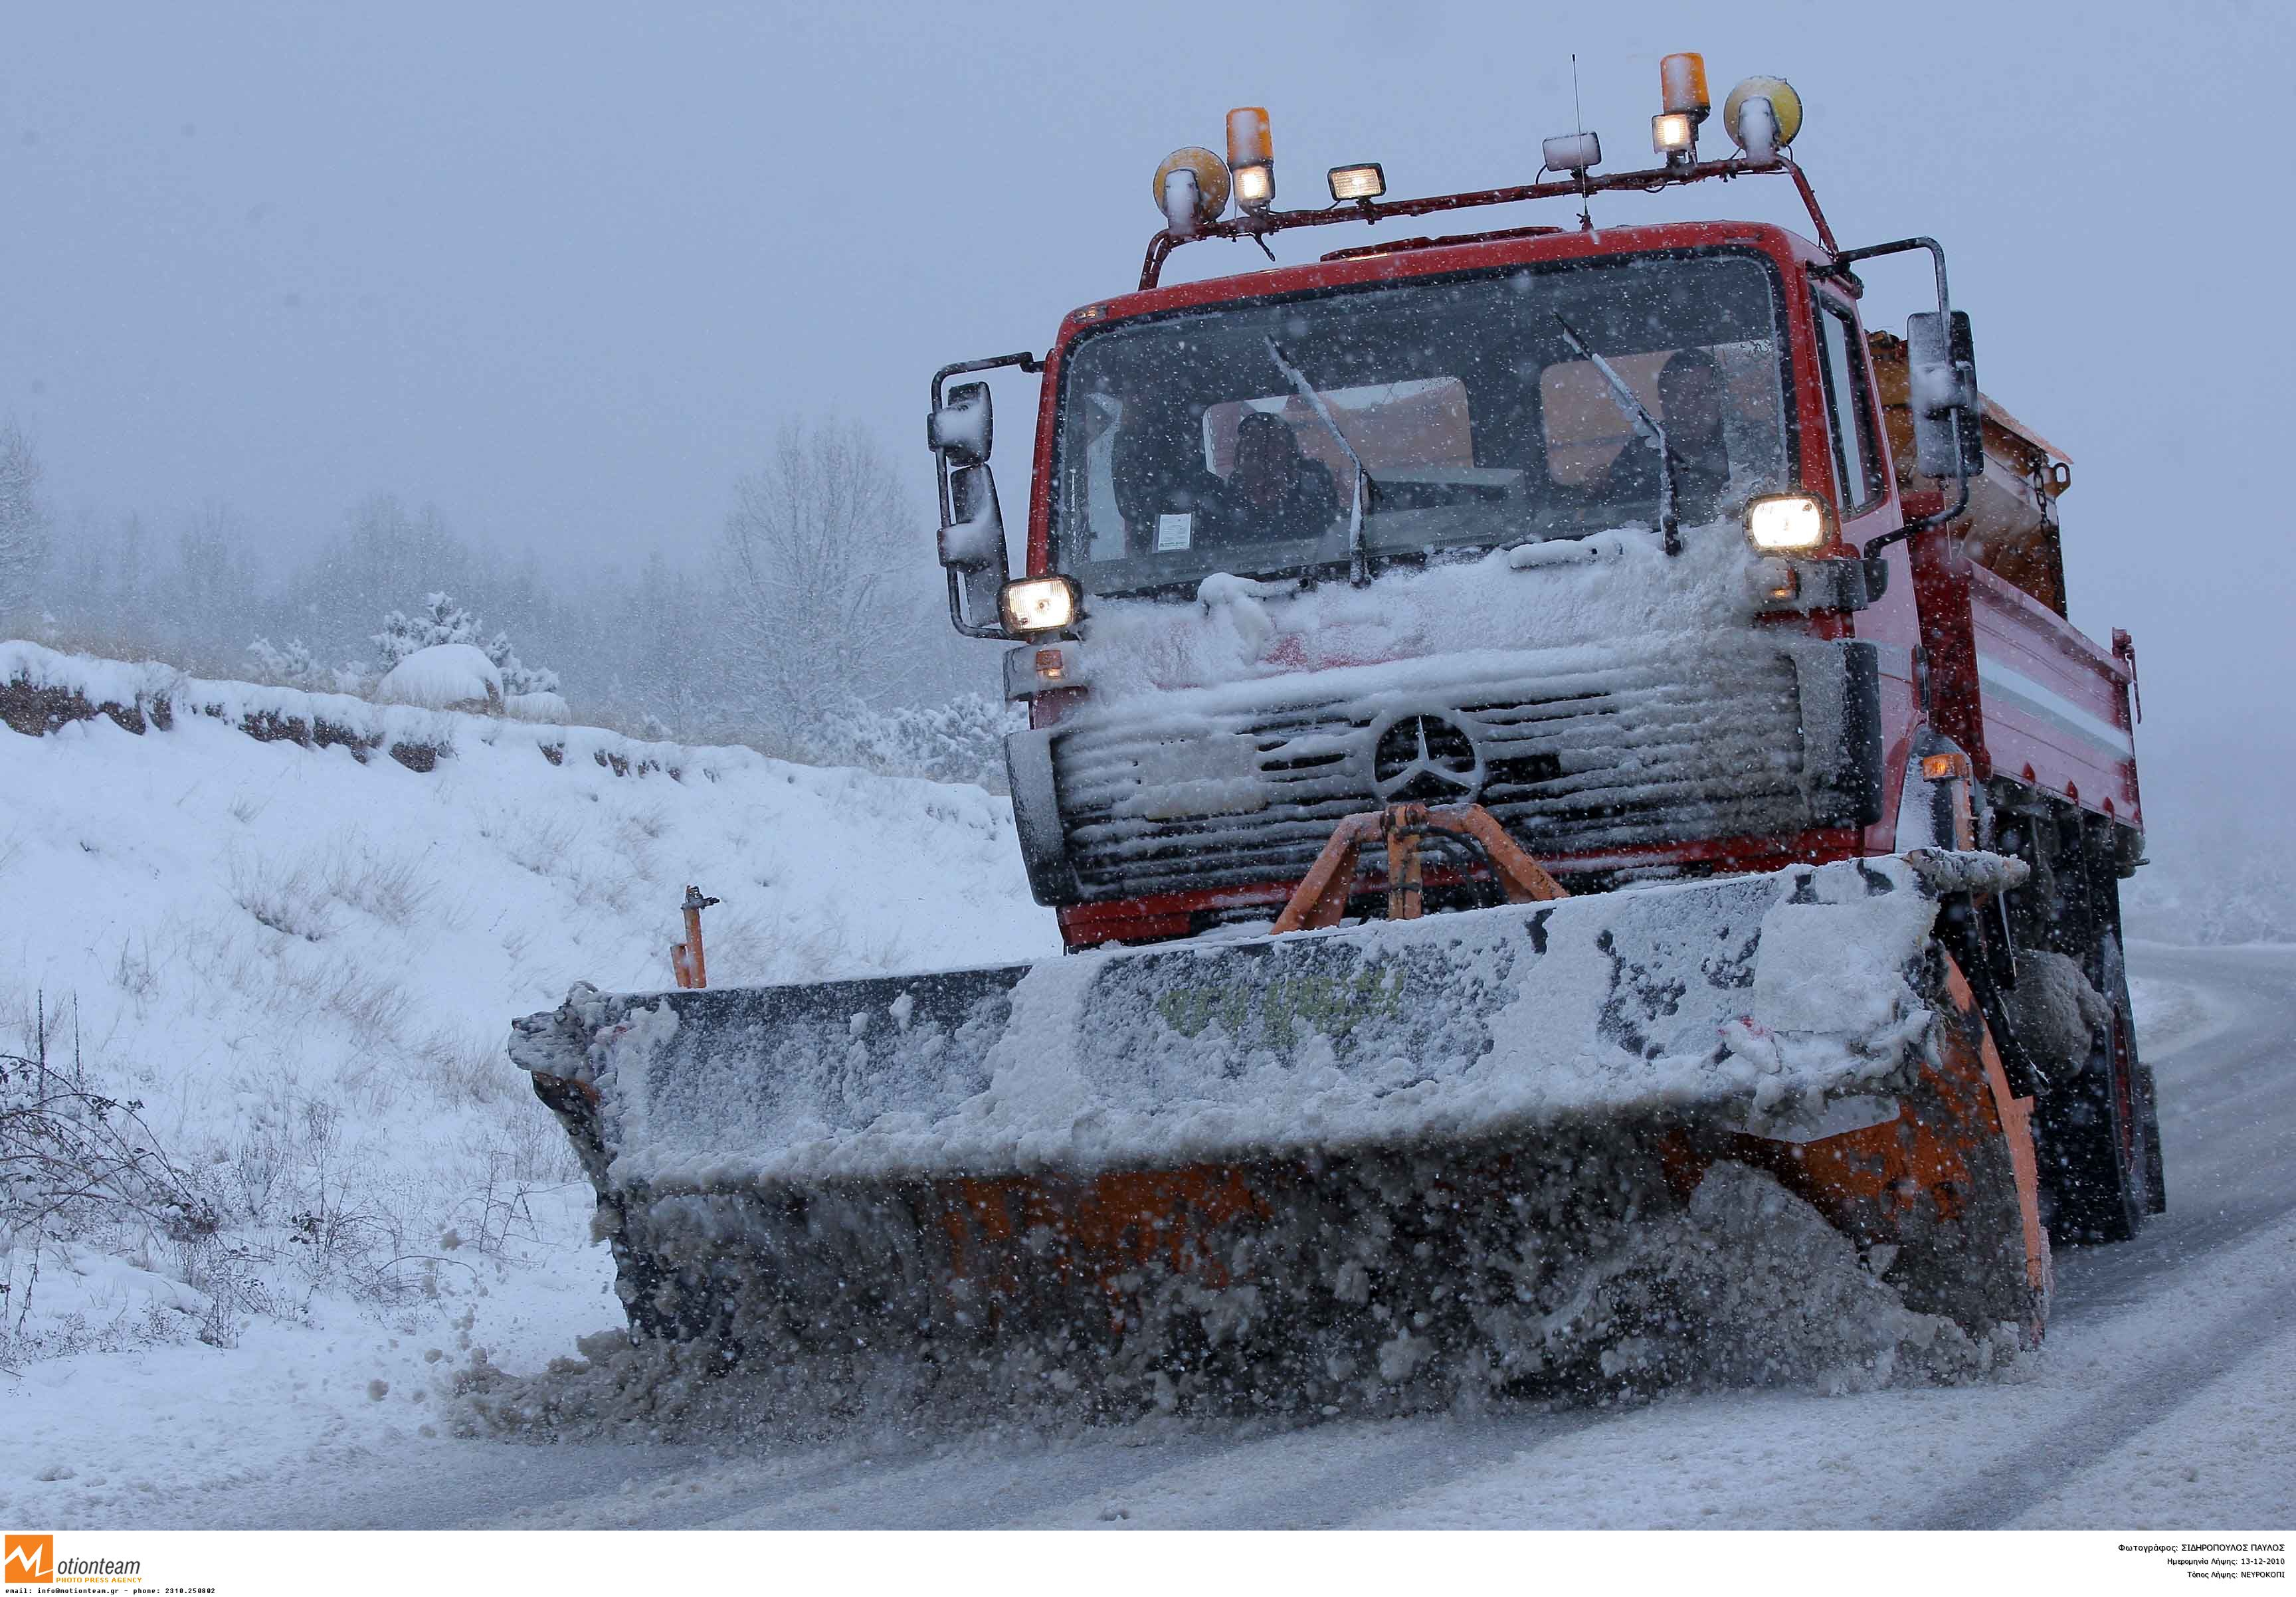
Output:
[[3, 638, 668, 774], [0, 642, 1058, 1371]]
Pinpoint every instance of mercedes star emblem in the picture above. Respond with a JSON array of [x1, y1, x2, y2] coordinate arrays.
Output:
[[1370, 712, 1485, 804]]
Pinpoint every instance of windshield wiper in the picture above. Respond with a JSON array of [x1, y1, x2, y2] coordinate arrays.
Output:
[[1553, 315, 1680, 556], [1263, 337, 1375, 587]]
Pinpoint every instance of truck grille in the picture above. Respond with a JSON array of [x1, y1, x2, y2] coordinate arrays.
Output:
[[1051, 646, 1817, 901]]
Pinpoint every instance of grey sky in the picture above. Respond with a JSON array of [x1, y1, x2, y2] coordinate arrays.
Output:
[[3, 1, 2290, 780]]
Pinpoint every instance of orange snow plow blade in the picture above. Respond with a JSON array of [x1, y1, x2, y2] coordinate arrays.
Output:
[[513, 848, 2046, 1410]]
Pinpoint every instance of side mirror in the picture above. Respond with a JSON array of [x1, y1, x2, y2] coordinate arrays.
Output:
[[926, 351, 1040, 637], [927, 381, 993, 468], [937, 462, 1010, 632], [1906, 310, 1983, 481]]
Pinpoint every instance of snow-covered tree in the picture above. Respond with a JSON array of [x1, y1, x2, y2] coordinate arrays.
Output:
[[625, 551, 717, 741], [370, 592, 559, 696], [832, 692, 1020, 789], [246, 636, 338, 692], [0, 423, 52, 614], [717, 420, 935, 742], [372, 593, 478, 670]]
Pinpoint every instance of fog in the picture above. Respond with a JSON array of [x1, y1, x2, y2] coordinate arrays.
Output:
[[3, 1, 2291, 860]]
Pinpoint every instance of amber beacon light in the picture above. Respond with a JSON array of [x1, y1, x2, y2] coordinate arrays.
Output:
[[1228, 106, 1274, 213]]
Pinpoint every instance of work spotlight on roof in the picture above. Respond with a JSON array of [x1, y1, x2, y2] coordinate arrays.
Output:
[[1327, 163, 1386, 203], [1541, 131, 1601, 175]]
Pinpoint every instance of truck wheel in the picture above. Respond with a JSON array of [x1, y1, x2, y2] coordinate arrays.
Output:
[[2037, 935, 2154, 1244]]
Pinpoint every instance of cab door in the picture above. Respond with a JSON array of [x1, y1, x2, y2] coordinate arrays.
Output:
[[1808, 283, 1923, 849]]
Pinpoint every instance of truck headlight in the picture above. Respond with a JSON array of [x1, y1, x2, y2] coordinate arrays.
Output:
[[1000, 575, 1081, 634], [1744, 492, 1834, 553]]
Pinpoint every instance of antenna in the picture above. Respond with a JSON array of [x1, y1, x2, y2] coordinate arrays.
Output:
[[1571, 52, 1594, 231]]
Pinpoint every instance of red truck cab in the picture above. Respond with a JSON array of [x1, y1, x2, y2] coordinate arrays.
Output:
[[928, 94, 2157, 1243]]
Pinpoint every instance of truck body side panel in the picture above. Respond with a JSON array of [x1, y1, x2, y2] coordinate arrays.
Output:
[[1966, 564, 2141, 828]]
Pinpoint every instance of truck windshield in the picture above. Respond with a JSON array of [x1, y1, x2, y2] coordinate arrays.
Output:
[[1054, 249, 1790, 596]]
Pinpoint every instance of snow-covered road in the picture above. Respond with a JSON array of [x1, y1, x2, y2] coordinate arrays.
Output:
[[19, 943, 2292, 1531]]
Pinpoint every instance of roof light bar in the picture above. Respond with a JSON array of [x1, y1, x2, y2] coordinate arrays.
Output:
[[1133, 57, 1836, 292]]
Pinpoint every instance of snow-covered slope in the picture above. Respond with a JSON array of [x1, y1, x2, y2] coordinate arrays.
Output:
[[0, 642, 1057, 1377]]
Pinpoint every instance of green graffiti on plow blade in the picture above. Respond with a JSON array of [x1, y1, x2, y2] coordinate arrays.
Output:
[[1153, 965, 1410, 1049]]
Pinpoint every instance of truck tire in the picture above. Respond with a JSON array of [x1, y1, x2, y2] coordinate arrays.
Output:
[[2036, 934, 2154, 1244]]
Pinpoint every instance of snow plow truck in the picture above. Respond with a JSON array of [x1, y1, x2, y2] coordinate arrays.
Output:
[[514, 59, 2160, 1410]]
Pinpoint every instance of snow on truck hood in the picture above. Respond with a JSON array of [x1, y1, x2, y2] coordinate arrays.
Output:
[[1077, 523, 1767, 705]]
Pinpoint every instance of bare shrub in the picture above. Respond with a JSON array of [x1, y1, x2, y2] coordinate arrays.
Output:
[[482, 810, 582, 879], [323, 850, 432, 926], [417, 1030, 514, 1109], [569, 870, 637, 917], [171, 1234, 294, 1348], [228, 855, 337, 942], [0, 1001, 214, 1364], [110, 939, 161, 1000]]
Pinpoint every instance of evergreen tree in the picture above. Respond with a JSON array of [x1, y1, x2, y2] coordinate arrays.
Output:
[[369, 592, 559, 696]]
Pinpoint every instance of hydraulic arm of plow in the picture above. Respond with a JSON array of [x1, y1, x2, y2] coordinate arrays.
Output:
[[1272, 800, 1571, 933]]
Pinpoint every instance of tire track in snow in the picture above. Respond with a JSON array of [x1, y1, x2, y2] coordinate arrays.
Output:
[[1914, 1247, 2295, 1529], [1177, 1411, 1611, 1529], [667, 1435, 1240, 1530]]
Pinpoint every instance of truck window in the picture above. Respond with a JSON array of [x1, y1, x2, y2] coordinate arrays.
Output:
[[1539, 342, 1786, 494], [1055, 250, 1791, 595], [1816, 298, 1883, 513], [1203, 378, 1475, 482]]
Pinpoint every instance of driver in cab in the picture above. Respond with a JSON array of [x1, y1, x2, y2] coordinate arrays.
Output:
[[1216, 412, 1336, 545], [1115, 405, 1337, 557], [1600, 347, 1737, 526]]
